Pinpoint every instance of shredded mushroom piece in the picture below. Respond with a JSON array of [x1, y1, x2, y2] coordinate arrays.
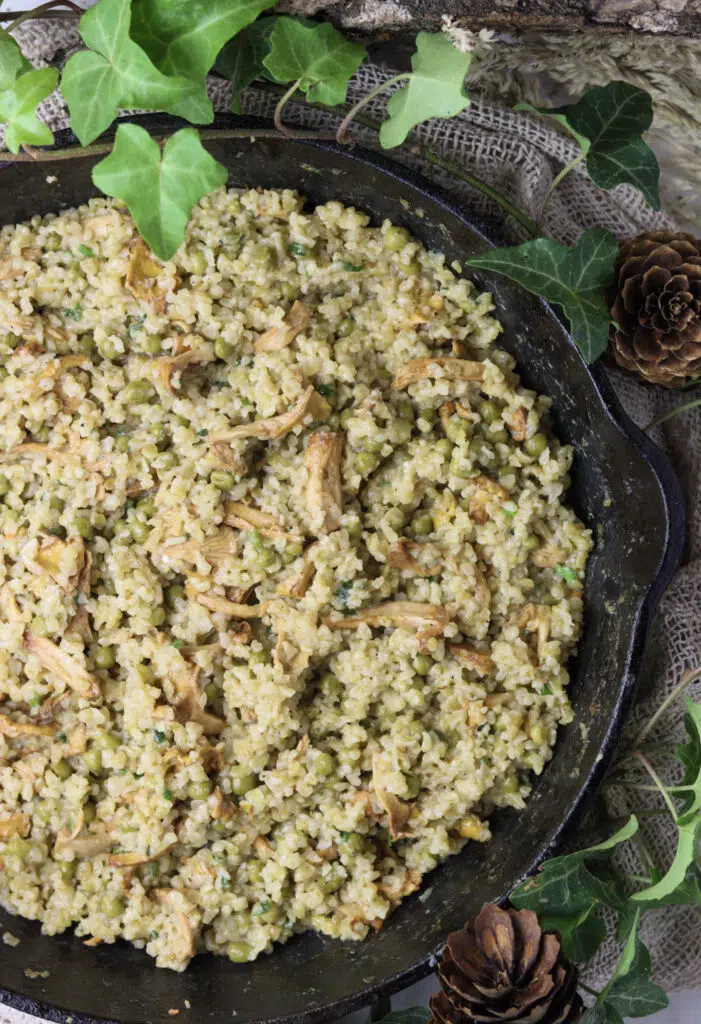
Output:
[[305, 430, 343, 534], [0, 713, 57, 738], [277, 546, 317, 599], [108, 843, 176, 867], [507, 406, 528, 442], [152, 348, 214, 394], [210, 386, 331, 443], [254, 300, 310, 352], [186, 585, 268, 621], [35, 537, 86, 592], [0, 813, 30, 839], [24, 632, 101, 702], [386, 539, 441, 577], [322, 601, 449, 641], [532, 542, 565, 568], [375, 788, 412, 841], [152, 889, 195, 961], [126, 238, 165, 308], [54, 833, 113, 858], [469, 476, 509, 525], [0, 586, 22, 623], [162, 527, 238, 568], [391, 357, 485, 390], [448, 643, 496, 677], [223, 501, 298, 540], [172, 665, 226, 735]]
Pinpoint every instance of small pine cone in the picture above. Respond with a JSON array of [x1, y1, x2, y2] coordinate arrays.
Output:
[[608, 229, 701, 388], [429, 904, 583, 1024]]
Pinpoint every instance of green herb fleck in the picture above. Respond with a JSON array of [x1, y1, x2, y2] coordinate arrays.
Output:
[[336, 580, 354, 611], [78, 244, 96, 259], [541, 684, 553, 696], [171, 638, 185, 650], [148, 861, 160, 878], [62, 304, 83, 322], [153, 729, 166, 743], [127, 313, 146, 338], [289, 242, 307, 257], [219, 873, 233, 890], [251, 899, 271, 916], [28, 695, 42, 708], [502, 504, 517, 518], [196, 429, 209, 437], [556, 564, 580, 586], [162, 786, 173, 801], [56, 731, 67, 743], [316, 382, 335, 399], [340, 261, 364, 272]]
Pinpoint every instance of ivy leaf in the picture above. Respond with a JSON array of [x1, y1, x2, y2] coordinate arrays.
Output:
[[0, 66, 57, 153], [214, 17, 277, 113], [539, 906, 607, 963], [639, 863, 701, 908], [581, 1007, 623, 1024], [510, 816, 638, 916], [0, 27, 32, 90], [92, 124, 228, 261], [374, 1010, 432, 1024], [604, 931, 669, 1018], [632, 814, 701, 903], [263, 18, 367, 106], [466, 228, 618, 363], [131, 0, 275, 119], [61, 0, 206, 146], [379, 33, 471, 149], [524, 82, 660, 210], [676, 698, 701, 818]]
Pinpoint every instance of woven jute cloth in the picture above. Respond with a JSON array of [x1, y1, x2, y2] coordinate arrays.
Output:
[[1, 20, 699, 1021]]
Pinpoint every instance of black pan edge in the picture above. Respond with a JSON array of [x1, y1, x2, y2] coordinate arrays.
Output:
[[0, 114, 685, 1024]]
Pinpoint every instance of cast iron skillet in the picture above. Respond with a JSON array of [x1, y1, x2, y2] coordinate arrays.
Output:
[[0, 114, 684, 1024]]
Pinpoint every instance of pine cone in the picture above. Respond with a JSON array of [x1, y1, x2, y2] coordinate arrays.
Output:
[[608, 230, 701, 387], [429, 904, 583, 1024]]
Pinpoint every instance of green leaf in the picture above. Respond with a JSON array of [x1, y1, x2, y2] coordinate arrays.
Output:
[[214, 17, 277, 112], [515, 101, 590, 153], [607, 908, 640, 987], [92, 124, 228, 261], [581, 1005, 623, 1024], [607, 976, 669, 1018], [466, 228, 618, 363], [379, 33, 471, 149], [61, 0, 206, 146], [676, 698, 701, 818], [639, 863, 701, 908], [539, 906, 607, 963], [523, 82, 660, 210], [131, 0, 276, 118], [0, 27, 32, 91], [0, 66, 57, 153], [510, 817, 638, 915], [263, 17, 366, 106], [633, 815, 701, 902], [374, 1010, 432, 1024]]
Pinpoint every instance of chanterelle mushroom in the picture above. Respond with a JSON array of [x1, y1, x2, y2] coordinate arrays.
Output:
[[223, 501, 299, 540], [152, 347, 214, 394], [469, 475, 509, 525], [35, 537, 86, 593], [305, 430, 343, 534], [448, 643, 495, 677], [24, 632, 101, 702], [172, 665, 225, 736], [0, 814, 30, 839], [322, 601, 449, 641], [0, 713, 56, 738], [210, 386, 331, 443], [391, 357, 485, 390], [126, 238, 164, 308], [386, 539, 441, 577], [254, 300, 310, 352], [161, 527, 238, 568]]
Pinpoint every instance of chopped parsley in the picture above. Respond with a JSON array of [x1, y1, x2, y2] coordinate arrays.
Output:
[[219, 873, 233, 891], [341, 261, 364, 272], [148, 861, 160, 878], [502, 504, 517, 519], [555, 564, 580, 586], [171, 638, 185, 650], [127, 313, 146, 338], [56, 732, 67, 743], [336, 580, 354, 612], [78, 244, 96, 259], [541, 684, 553, 696], [316, 382, 335, 400], [162, 786, 173, 801], [153, 729, 166, 743], [28, 695, 42, 707], [251, 899, 271, 916], [62, 304, 82, 322], [196, 429, 208, 437], [288, 242, 307, 257]]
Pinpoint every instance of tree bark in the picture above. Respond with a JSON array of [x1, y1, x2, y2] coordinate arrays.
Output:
[[276, 0, 701, 37]]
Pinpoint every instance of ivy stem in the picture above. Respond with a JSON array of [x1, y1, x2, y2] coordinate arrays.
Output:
[[538, 152, 585, 230], [608, 782, 696, 794], [645, 396, 701, 431], [634, 751, 679, 821], [7, 0, 83, 32], [623, 871, 653, 885], [336, 73, 410, 144], [578, 982, 602, 998], [273, 80, 302, 137], [635, 664, 701, 747]]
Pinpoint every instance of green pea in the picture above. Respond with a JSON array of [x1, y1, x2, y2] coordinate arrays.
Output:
[[248, 649, 269, 666], [246, 860, 263, 883], [384, 225, 410, 251], [320, 672, 343, 699], [210, 469, 235, 490], [414, 654, 432, 676], [314, 752, 336, 777], [93, 512, 107, 532], [412, 514, 433, 536], [251, 244, 272, 266], [444, 419, 468, 444], [136, 497, 156, 517], [189, 249, 208, 275], [524, 534, 540, 552], [74, 516, 93, 539], [140, 334, 161, 356], [136, 664, 155, 685], [404, 774, 421, 799], [122, 380, 153, 404], [159, 451, 178, 470], [489, 427, 509, 444], [285, 540, 304, 558], [479, 399, 500, 423], [130, 519, 150, 544], [418, 407, 436, 427], [34, 425, 50, 444], [228, 942, 253, 963], [435, 438, 453, 458], [338, 832, 366, 855], [355, 451, 377, 475], [54, 758, 72, 781], [150, 606, 166, 627], [103, 895, 125, 919], [97, 730, 120, 750], [319, 864, 345, 894], [44, 231, 61, 251], [231, 770, 257, 797], [214, 337, 235, 361], [337, 318, 355, 338], [7, 836, 31, 858], [188, 779, 213, 801], [97, 336, 121, 361], [339, 408, 354, 429], [502, 776, 520, 795], [0, 475, 10, 497], [82, 801, 96, 823], [256, 548, 275, 568], [30, 616, 48, 637], [77, 334, 96, 354], [58, 860, 76, 881], [249, 529, 266, 554], [49, 494, 65, 511], [0, 366, 7, 382], [346, 519, 363, 540], [362, 436, 385, 453], [113, 519, 131, 541], [166, 584, 185, 609], [49, 524, 67, 539], [205, 683, 218, 706], [83, 747, 103, 775], [525, 433, 548, 457], [115, 435, 130, 453]]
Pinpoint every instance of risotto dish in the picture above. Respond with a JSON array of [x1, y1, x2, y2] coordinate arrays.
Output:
[[0, 188, 592, 970]]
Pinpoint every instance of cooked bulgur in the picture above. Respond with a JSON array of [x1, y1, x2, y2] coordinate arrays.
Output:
[[0, 187, 592, 970]]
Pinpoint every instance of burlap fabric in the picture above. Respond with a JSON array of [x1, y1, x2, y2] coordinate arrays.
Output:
[[1, 19, 699, 1018]]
